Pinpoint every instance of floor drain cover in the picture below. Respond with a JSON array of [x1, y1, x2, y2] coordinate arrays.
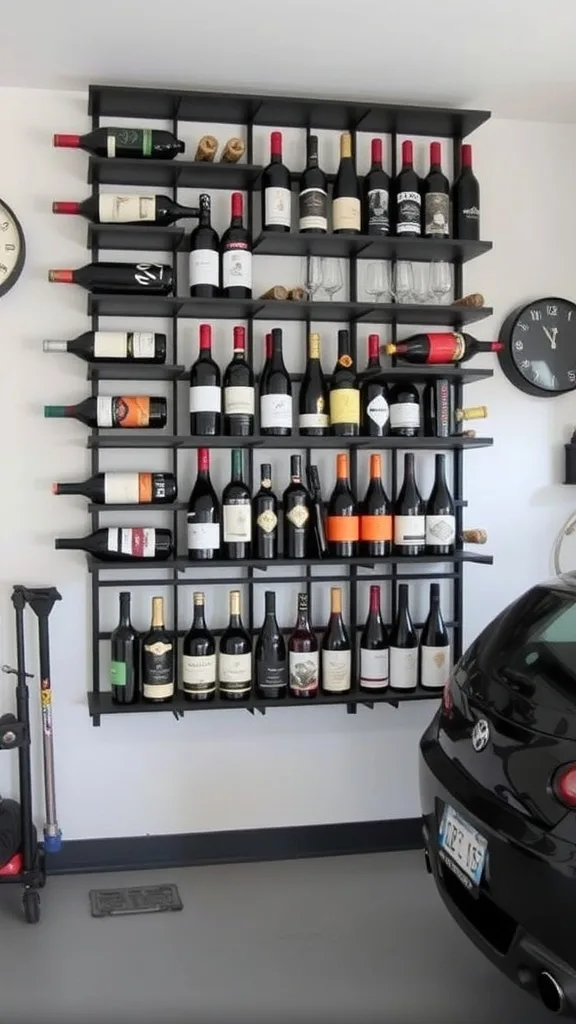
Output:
[[89, 884, 183, 917]]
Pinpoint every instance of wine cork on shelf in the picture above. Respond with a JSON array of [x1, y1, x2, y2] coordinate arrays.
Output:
[[453, 293, 485, 308], [194, 135, 218, 162], [288, 287, 306, 301], [260, 285, 289, 301], [221, 138, 245, 163], [462, 529, 488, 545], [455, 405, 488, 422]]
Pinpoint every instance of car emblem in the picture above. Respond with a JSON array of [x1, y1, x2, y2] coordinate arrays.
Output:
[[472, 719, 490, 752]]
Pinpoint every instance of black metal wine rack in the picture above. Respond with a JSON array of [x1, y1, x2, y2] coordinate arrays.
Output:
[[72, 84, 494, 725]]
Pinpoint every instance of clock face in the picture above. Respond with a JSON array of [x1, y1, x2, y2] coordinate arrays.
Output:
[[499, 297, 576, 397], [0, 199, 25, 298]]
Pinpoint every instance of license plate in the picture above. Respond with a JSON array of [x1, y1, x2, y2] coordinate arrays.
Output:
[[438, 804, 487, 890]]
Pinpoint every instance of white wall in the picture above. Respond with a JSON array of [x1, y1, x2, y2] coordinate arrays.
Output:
[[2, 87, 576, 841]]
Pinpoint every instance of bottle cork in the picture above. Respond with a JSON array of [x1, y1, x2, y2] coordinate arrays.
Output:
[[194, 135, 218, 162], [453, 293, 485, 308], [260, 285, 289, 301], [462, 529, 487, 545], [288, 287, 306, 301], [221, 138, 245, 163]]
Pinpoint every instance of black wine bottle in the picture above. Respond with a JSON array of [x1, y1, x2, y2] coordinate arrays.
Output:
[[222, 449, 252, 559], [48, 262, 173, 295], [253, 464, 278, 560], [255, 591, 288, 699], [223, 326, 254, 436], [360, 454, 392, 558], [110, 592, 140, 705], [187, 448, 221, 560], [422, 379, 452, 438], [393, 454, 425, 556], [306, 464, 328, 558], [388, 382, 420, 438], [44, 395, 167, 429], [386, 333, 503, 365], [423, 142, 450, 238], [262, 132, 291, 232], [332, 133, 360, 233], [53, 128, 185, 159], [52, 471, 177, 505], [260, 327, 292, 436], [288, 593, 319, 698], [420, 583, 451, 690], [219, 591, 252, 701], [389, 584, 418, 691], [330, 329, 359, 436], [189, 194, 220, 297], [299, 332, 329, 436], [189, 323, 221, 436], [299, 135, 328, 233], [53, 194, 198, 225], [425, 454, 455, 555], [141, 597, 175, 704], [55, 527, 172, 561], [221, 192, 252, 298], [43, 330, 166, 364], [326, 452, 359, 558], [453, 144, 480, 241], [283, 455, 312, 559], [359, 585, 389, 691], [321, 588, 351, 694], [395, 140, 421, 237], [360, 334, 389, 436], [363, 138, 390, 235], [182, 592, 216, 702]]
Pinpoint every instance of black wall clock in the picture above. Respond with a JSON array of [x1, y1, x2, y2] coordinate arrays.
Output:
[[499, 297, 576, 397], [0, 198, 25, 297]]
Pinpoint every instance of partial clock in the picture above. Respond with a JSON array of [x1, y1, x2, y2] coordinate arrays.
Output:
[[0, 198, 25, 298], [499, 297, 576, 397]]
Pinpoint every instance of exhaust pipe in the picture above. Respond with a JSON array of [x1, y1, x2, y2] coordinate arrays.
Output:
[[537, 971, 565, 1014]]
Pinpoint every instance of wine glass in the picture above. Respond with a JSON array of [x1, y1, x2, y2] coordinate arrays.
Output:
[[304, 256, 323, 301], [411, 262, 432, 304], [430, 261, 452, 304], [322, 259, 344, 301], [365, 262, 391, 303], [391, 261, 414, 303]]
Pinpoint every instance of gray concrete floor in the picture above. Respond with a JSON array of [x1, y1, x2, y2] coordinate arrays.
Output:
[[0, 850, 551, 1023]]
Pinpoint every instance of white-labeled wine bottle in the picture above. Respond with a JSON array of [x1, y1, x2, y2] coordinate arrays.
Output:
[[223, 326, 255, 436], [260, 328, 292, 435], [389, 585, 418, 690], [55, 527, 173, 561], [189, 193, 220, 297], [420, 583, 451, 690], [262, 132, 291, 232], [53, 194, 199, 225], [395, 140, 421, 237], [187, 448, 221, 560], [222, 449, 251, 559], [394, 454, 425, 556], [423, 142, 450, 239], [321, 587, 352, 694], [48, 262, 173, 295], [255, 591, 287, 699], [182, 593, 216, 702], [44, 396, 167, 429], [361, 334, 389, 437], [110, 592, 140, 705], [425, 454, 455, 555], [299, 135, 327, 233], [360, 585, 389, 691], [43, 331, 166, 364], [142, 597, 175, 703], [52, 471, 177, 505], [219, 591, 252, 700], [221, 193, 252, 298], [363, 138, 390, 236], [389, 381, 420, 438], [53, 127, 185, 159], [189, 324, 221, 436]]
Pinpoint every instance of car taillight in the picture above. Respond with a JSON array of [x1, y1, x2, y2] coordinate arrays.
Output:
[[442, 677, 454, 715], [552, 764, 576, 807]]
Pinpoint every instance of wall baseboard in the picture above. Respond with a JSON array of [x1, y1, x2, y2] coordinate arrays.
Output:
[[46, 817, 423, 875]]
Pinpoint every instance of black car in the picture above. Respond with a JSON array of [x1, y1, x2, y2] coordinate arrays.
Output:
[[420, 573, 576, 1017]]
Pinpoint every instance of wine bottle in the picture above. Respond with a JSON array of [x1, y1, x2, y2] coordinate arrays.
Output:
[[187, 448, 221, 560], [189, 194, 220, 297], [363, 139, 390, 235], [299, 135, 328, 233], [330, 329, 359, 436], [423, 142, 450, 238], [426, 454, 455, 555], [262, 132, 291, 232], [360, 454, 392, 558], [453, 144, 480, 241], [55, 527, 172, 561], [44, 396, 167, 429], [321, 588, 351, 694], [253, 464, 278, 560], [422, 379, 452, 438], [53, 194, 198, 225], [110, 592, 140, 705], [360, 334, 389, 436], [394, 454, 425, 556], [420, 583, 451, 690], [332, 133, 360, 234], [189, 324, 221, 436], [389, 584, 418, 690], [182, 592, 217, 702], [255, 591, 288, 699], [223, 326, 254, 436], [260, 327, 292, 436], [395, 140, 421, 237], [222, 449, 252, 560], [299, 332, 329, 436], [48, 262, 173, 295], [53, 127, 185, 159], [283, 455, 312, 559], [306, 464, 328, 558], [389, 382, 420, 438], [219, 591, 252, 701], [288, 593, 319, 698], [52, 471, 177, 505], [386, 333, 504, 365], [360, 585, 389, 691], [327, 453, 359, 558], [221, 192, 252, 299], [141, 597, 175, 703], [455, 405, 488, 423], [43, 330, 166, 364]]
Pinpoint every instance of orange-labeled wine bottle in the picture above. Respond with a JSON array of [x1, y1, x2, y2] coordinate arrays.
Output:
[[44, 396, 167, 429]]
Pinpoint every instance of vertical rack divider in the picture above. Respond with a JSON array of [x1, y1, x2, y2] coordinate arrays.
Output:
[[90, 103, 101, 726], [171, 102, 182, 677], [348, 123, 359, 710], [246, 114, 255, 704], [304, 127, 313, 630], [389, 128, 399, 631], [452, 135, 464, 661]]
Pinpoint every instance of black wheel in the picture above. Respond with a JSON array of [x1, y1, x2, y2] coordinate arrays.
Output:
[[23, 888, 40, 924]]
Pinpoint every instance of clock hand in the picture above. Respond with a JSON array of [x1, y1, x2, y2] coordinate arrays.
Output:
[[542, 325, 557, 349]]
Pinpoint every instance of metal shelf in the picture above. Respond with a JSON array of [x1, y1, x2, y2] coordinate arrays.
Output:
[[86, 552, 493, 573], [86, 433, 493, 450], [89, 157, 264, 190], [87, 364, 185, 381], [253, 232, 492, 264], [87, 224, 184, 252]]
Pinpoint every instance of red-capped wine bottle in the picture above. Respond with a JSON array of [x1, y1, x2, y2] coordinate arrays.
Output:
[[182, 592, 216, 703], [219, 590, 252, 701], [221, 193, 252, 298], [299, 134, 327, 233], [283, 455, 312, 559], [262, 132, 291, 232], [360, 454, 392, 558], [44, 395, 167, 429], [299, 332, 329, 436], [187, 448, 221, 560], [386, 333, 503, 365], [53, 194, 198, 225], [395, 140, 421, 237], [453, 144, 480, 241], [260, 328, 292, 435], [222, 449, 252, 560], [43, 330, 166, 364], [425, 454, 455, 555], [110, 592, 140, 705], [189, 324, 221, 436], [360, 334, 389, 436], [55, 527, 172, 561], [332, 133, 360, 234], [423, 142, 450, 238], [389, 584, 418, 690], [363, 139, 390, 235], [53, 127, 184, 159], [253, 464, 278, 560], [330, 330, 359, 436], [223, 326, 254, 436], [189, 193, 220, 297], [326, 452, 359, 558], [52, 471, 176, 505], [393, 453, 425, 556], [360, 585, 389, 691], [288, 593, 319, 698], [48, 262, 173, 295], [255, 591, 288, 699], [321, 587, 352, 694], [420, 583, 451, 689]]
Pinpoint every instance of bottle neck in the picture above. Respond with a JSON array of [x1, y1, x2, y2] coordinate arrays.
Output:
[[435, 455, 447, 485], [369, 587, 381, 615], [193, 602, 207, 630], [119, 595, 131, 626], [398, 588, 409, 614], [265, 593, 277, 619], [151, 598, 164, 629], [367, 335, 380, 367], [197, 450, 210, 480], [403, 455, 415, 483], [199, 343, 213, 360], [231, 451, 244, 482], [271, 334, 285, 366], [337, 334, 353, 366]]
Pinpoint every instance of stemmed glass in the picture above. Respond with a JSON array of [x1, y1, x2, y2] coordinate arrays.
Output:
[[305, 257, 323, 301], [430, 261, 452, 304], [365, 262, 391, 303], [411, 262, 432, 304], [391, 261, 414, 303], [322, 259, 344, 301]]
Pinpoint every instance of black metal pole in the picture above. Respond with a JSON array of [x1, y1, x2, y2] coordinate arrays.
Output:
[[10, 587, 34, 872]]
